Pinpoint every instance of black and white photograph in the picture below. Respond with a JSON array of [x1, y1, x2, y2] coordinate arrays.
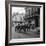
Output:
[[12, 7, 40, 38], [5, 1, 45, 45]]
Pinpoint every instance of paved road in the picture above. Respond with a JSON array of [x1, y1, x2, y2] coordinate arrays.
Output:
[[13, 30, 40, 39], [11, 27, 40, 39]]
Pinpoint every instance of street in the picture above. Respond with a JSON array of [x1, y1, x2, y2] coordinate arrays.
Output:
[[13, 30, 40, 39]]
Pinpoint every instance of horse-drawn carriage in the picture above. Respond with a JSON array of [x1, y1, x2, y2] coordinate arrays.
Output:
[[15, 20, 36, 32], [15, 22, 31, 32]]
